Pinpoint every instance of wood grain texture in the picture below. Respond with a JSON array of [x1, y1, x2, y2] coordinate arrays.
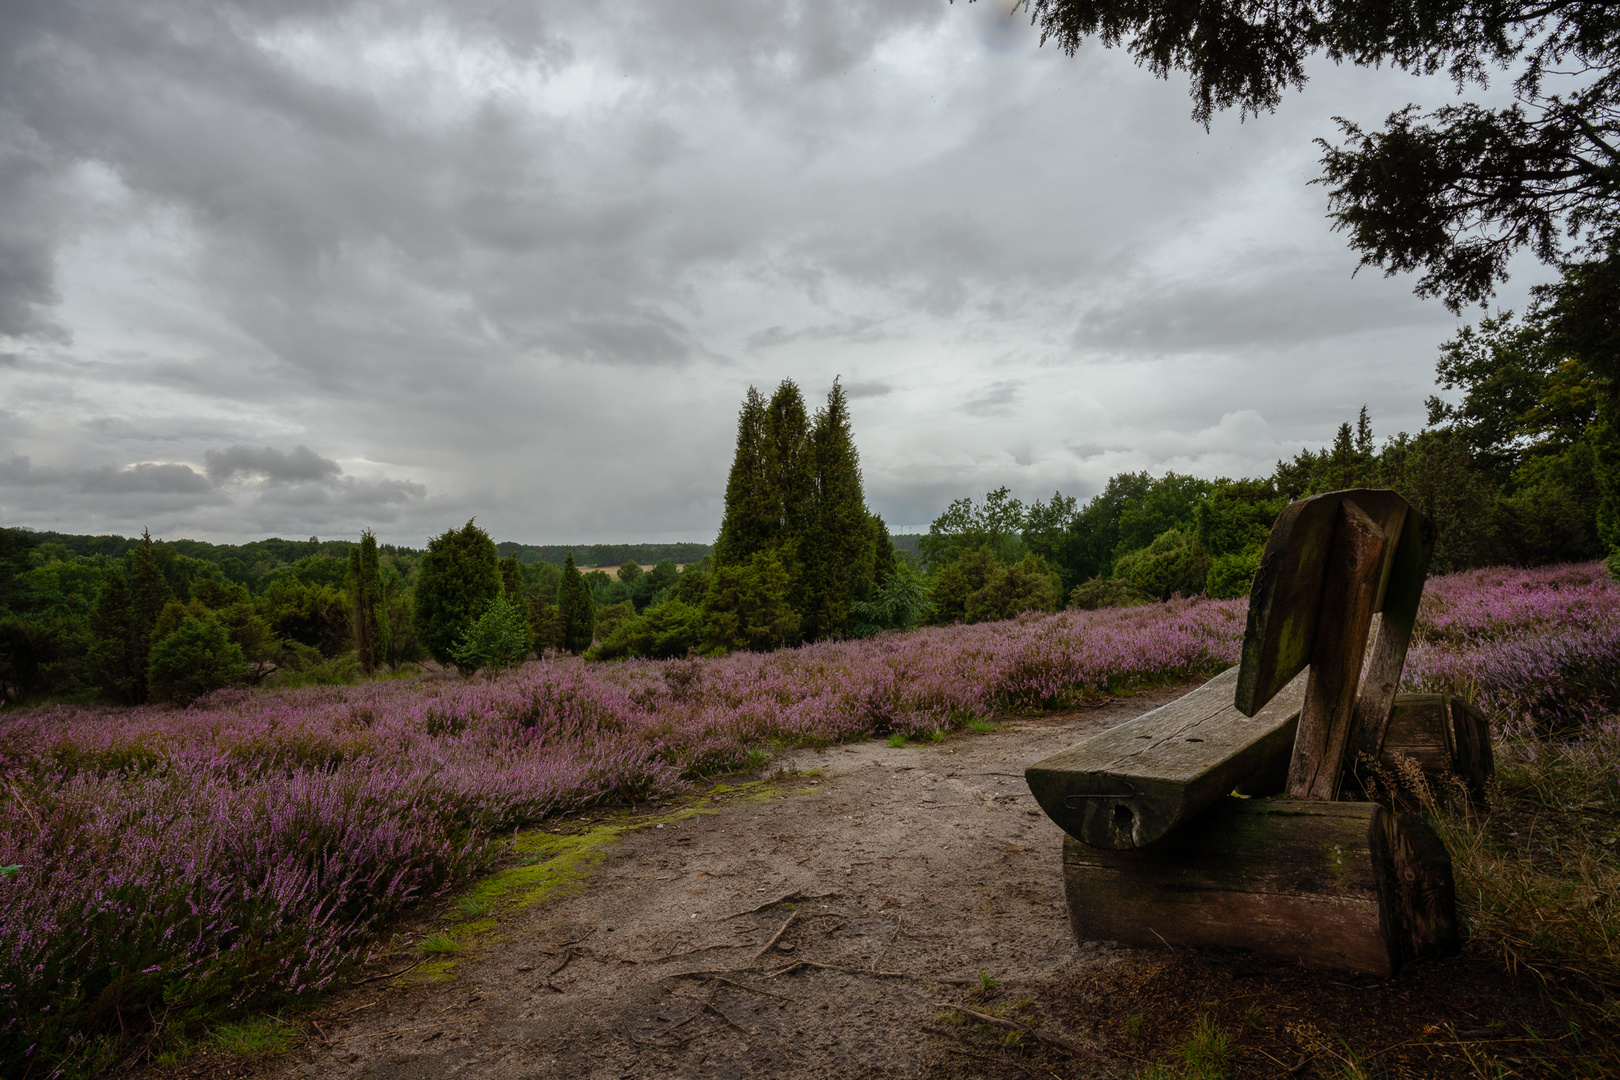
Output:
[[1025, 667, 1307, 850], [1374, 694, 1494, 803], [1287, 500, 1386, 800], [1345, 503, 1436, 774], [1236, 489, 1422, 719], [1063, 797, 1458, 974], [1371, 809, 1461, 969], [1235, 493, 1341, 717], [1063, 798, 1394, 974]]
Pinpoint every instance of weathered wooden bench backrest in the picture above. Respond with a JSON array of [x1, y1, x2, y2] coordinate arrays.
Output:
[[1236, 489, 1435, 799]]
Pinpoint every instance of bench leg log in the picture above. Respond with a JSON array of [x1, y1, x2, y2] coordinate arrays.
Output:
[[1062, 798, 1458, 975]]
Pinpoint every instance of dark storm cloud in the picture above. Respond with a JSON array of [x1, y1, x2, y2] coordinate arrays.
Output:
[[80, 462, 212, 494]]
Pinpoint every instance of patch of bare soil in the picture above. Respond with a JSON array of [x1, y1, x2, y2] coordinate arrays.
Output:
[[140, 684, 1590, 1080]]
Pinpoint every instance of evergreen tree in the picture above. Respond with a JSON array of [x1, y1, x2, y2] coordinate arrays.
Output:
[[557, 552, 596, 654], [766, 379, 813, 587], [87, 529, 170, 704], [800, 379, 872, 640], [413, 520, 501, 666], [713, 386, 775, 569], [499, 556, 524, 600], [347, 530, 385, 674]]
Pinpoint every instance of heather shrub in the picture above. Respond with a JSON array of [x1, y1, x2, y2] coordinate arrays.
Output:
[[3, 561, 1616, 1073]]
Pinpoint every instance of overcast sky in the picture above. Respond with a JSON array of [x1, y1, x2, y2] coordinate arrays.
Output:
[[0, 0, 1545, 546]]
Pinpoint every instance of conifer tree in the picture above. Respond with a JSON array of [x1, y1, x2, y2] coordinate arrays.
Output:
[[499, 555, 523, 600], [347, 529, 386, 674], [557, 552, 596, 654], [413, 520, 501, 666], [801, 379, 872, 640], [714, 387, 775, 569], [88, 529, 170, 704], [766, 379, 813, 604]]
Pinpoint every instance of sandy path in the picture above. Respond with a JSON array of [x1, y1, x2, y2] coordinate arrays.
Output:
[[253, 687, 1190, 1080]]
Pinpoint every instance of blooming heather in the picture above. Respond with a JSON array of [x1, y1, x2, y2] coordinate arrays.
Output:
[[2, 563, 1616, 1069]]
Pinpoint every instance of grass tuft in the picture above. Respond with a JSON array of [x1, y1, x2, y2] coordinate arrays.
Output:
[[208, 1016, 294, 1061], [887, 733, 906, 748]]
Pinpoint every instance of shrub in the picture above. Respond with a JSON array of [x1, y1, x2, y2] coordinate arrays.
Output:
[[1114, 528, 1209, 601], [449, 595, 531, 675], [413, 520, 501, 665], [1204, 545, 1263, 600], [586, 599, 708, 661], [594, 600, 637, 643], [1068, 576, 1144, 610], [147, 615, 248, 704]]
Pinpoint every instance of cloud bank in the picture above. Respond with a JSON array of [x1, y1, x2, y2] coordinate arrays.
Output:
[[0, 0, 1542, 543]]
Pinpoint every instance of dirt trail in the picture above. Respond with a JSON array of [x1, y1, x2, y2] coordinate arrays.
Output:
[[231, 689, 1178, 1080]]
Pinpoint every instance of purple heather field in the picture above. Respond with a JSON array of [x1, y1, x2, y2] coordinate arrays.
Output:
[[2, 561, 1617, 1063]]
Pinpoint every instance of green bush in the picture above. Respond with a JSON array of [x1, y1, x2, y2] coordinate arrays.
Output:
[[1204, 545, 1263, 600], [963, 553, 1063, 623], [586, 599, 708, 660], [1067, 576, 1145, 610], [704, 551, 799, 652], [851, 562, 934, 636], [929, 546, 1063, 624], [147, 615, 248, 704], [449, 595, 531, 675], [593, 600, 637, 643], [1114, 529, 1209, 601]]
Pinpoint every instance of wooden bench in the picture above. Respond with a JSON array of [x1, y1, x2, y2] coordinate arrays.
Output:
[[1027, 489, 1485, 974]]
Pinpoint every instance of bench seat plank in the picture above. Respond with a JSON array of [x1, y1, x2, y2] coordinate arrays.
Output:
[[1025, 666, 1308, 850]]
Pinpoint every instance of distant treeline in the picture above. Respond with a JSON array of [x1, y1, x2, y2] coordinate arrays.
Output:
[[495, 542, 711, 568]]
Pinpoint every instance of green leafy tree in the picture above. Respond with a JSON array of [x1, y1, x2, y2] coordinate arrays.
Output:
[[557, 553, 596, 654], [449, 594, 531, 675], [851, 561, 935, 636], [147, 614, 248, 704], [921, 487, 1028, 568], [347, 530, 386, 674], [414, 520, 501, 666]]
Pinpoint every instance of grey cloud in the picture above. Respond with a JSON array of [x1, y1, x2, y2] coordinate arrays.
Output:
[[206, 444, 341, 484], [0, 0, 1517, 545], [80, 461, 212, 494], [962, 380, 1022, 417], [843, 380, 893, 400], [744, 315, 899, 353]]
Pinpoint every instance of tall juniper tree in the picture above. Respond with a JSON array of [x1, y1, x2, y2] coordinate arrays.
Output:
[[714, 387, 776, 569], [347, 529, 386, 674], [801, 379, 874, 640], [557, 552, 596, 654]]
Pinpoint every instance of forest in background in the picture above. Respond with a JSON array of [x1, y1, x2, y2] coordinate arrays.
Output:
[[1, 293, 1613, 702]]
